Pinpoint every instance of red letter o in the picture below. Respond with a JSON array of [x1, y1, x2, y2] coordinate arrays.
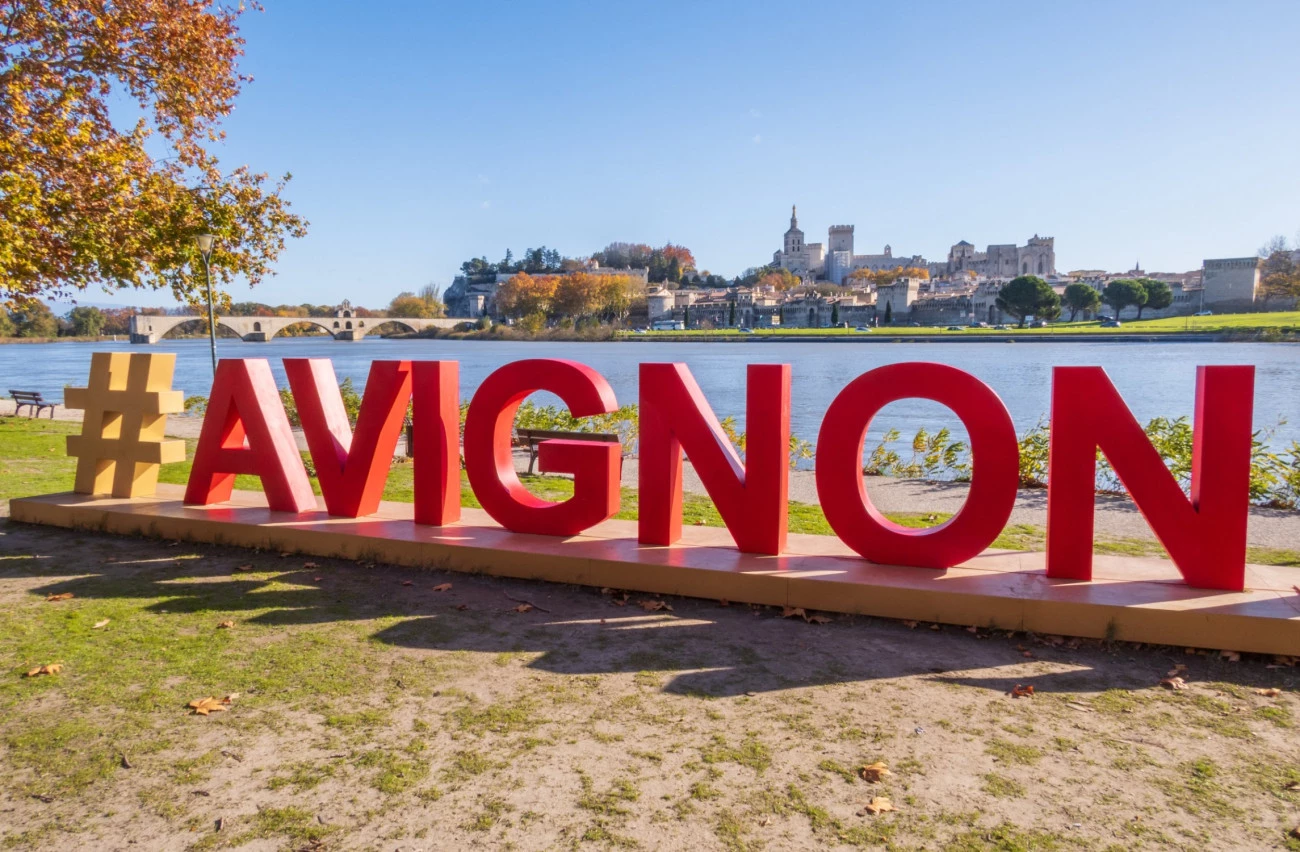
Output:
[[815, 362, 1018, 568]]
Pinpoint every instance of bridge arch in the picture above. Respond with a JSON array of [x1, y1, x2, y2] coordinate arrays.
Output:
[[362, 319, 419, 338], [268, 319, 337, 340], [155, 317, 242, 340]]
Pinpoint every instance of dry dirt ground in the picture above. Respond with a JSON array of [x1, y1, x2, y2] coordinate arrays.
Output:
[[1, 520, 1299, 852]]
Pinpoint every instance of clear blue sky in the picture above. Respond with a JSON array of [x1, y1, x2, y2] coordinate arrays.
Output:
[[110, 0, 1300, 308]]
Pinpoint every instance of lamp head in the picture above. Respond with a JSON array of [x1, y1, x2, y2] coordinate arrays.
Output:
[[195, 234, 216, 258]]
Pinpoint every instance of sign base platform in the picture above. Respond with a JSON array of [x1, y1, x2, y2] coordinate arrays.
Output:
[[10, 485, 1299, 656]]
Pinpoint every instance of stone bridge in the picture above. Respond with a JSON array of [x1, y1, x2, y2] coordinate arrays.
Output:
[[129, 313, 460, 343]]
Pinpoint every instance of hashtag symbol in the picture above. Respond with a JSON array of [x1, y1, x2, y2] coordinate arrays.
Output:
[[65, 352, 187, 498]]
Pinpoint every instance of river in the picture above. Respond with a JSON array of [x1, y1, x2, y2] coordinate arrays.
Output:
[[2, 337, 1298, 451]]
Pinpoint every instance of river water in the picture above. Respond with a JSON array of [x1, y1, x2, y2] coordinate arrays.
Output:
[[2, 337, 1298, 451]]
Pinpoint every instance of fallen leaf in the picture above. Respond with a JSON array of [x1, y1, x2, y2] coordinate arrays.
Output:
[[600, 587, 614, 595], [31, 793, 53, 803], [966, 626, 978, 634], [234, 564, 253, 572], [401, 580, 414, 587], [120, 754, 132, 769], [216, 620, 235, 630], [303, 561, 320, 569], [858, 762, 892, 783], [513, 603, 534, 613], [1255, 688, 1282, 697], [1284, 780, 1300, 792], [902, 620, 918, 629], [1159, 676, 1188, 690], [93, 619, 110, 629], [1011, 684, 1035, 698], [929, 624, 941, 631], [782, 606, 807, 619], [860, 796, 895, 815], [804, 613, 832, 625], [45, 593, 73, 602], [188, 697, 227, 715], [640, 600, 673, 612], [432, 583, 452, 592], [1221, 650, 1241, 662], [611, 595, 628, 607], [24, 664, 62, 677], [221, 693, 239, 704]]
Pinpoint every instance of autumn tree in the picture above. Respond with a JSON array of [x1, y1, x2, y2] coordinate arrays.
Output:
[[846, 266, 930, 287], [1259, 237, 1299, 303], [495, 273, 557, 319], [996, 276, 1061, 327], [387, 292, 443, 318], [1102, 279, 1147, 319], [1062, 282, 1102, 321], [1136, 278, 1172, 319], [1, 0, 309, 305], [756, 268, 800, 291]]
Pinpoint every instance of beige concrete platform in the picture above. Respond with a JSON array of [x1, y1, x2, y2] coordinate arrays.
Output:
[[10, 485, 1300, 655]]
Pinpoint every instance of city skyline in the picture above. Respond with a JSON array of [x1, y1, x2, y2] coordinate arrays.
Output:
[[74, 0, 1300, 307]]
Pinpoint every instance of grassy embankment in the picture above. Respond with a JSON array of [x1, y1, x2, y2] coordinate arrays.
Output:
[[3, 418, 1296, 566], [615, 310, 1300, 339], [3, 419, 1300, 851]]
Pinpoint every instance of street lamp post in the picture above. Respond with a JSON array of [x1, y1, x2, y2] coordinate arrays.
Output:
[[196, 234, 217, 376]]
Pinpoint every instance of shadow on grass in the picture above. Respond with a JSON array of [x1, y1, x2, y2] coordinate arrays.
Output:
[[3, 519, 1296, 700]]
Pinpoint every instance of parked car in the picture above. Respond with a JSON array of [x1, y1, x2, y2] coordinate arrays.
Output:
[[993, 324, 1009, 330], [969, 321, 989, 328], [1101, 320, 1122, 328], [1194, 310, 1214, 316], [1097, 315, 1115, 323], [633, 328, 647, 335], [738, 327, 754, 334], [853, 326, 870, 332], [945, 325, 964, 331]]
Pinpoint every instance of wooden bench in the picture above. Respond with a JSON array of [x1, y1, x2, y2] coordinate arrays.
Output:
[[514, 428, 621, 474], [9, 390, 57, 419]]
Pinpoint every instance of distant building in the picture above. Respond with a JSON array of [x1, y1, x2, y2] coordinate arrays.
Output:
[[936, 236, 1056, 279], [1200, 257, 1262, 307]]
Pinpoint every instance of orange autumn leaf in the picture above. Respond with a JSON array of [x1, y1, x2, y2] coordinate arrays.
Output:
[[781, 607, 806, 619], [188, 697, 227, 715], [859, 762, 892, 783], [93, 619, 110, 629], [45, 593, 74, 602], [1011, 684, 1035, 698], [1256, 688, 1282, 697], [901, 620, 918, 629], [25, 664, 62, 677], [512, 603, 534, 613], [432, 583, 452, 592], [216, 620, 235, 629], [1160, 676, 1188, 690], [640, 600, 673, 612], [860, 796, 895, 815]]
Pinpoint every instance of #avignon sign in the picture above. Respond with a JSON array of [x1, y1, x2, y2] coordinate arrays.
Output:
[[26, 351, 1293, 656], [85, 353, 1255, 590]]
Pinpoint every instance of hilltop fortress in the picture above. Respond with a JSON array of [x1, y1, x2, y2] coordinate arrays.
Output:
[[772, 205, 1056, 283]]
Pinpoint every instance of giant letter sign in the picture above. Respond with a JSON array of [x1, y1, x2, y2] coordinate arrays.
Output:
[[185, 359, 316, 513], [284, 359, 413, 518], [411, 361, 462, 527], [816, 362, 1019, 568], [463, 359, 620, 536], [638, 363, 790, 554], [1046, 366, 1254, 590]]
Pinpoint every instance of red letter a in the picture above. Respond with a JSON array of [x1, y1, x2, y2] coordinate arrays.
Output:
[[284, 359, 413, 518], [638, 364, 789, 554], [1046, 366, 1254, 590], [184, 359, 316, 513]]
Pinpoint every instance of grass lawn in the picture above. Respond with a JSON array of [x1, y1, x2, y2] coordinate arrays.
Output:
[[3, 418, 1300, 849], [616, 310, 1300, 338]]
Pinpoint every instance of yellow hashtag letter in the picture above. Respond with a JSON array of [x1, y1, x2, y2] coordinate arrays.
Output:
[[65, 352, 187, 498]]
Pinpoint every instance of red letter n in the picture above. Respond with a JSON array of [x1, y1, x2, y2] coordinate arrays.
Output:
[[1046, 366, 1254, 590], [638, 363, 790, 554]]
